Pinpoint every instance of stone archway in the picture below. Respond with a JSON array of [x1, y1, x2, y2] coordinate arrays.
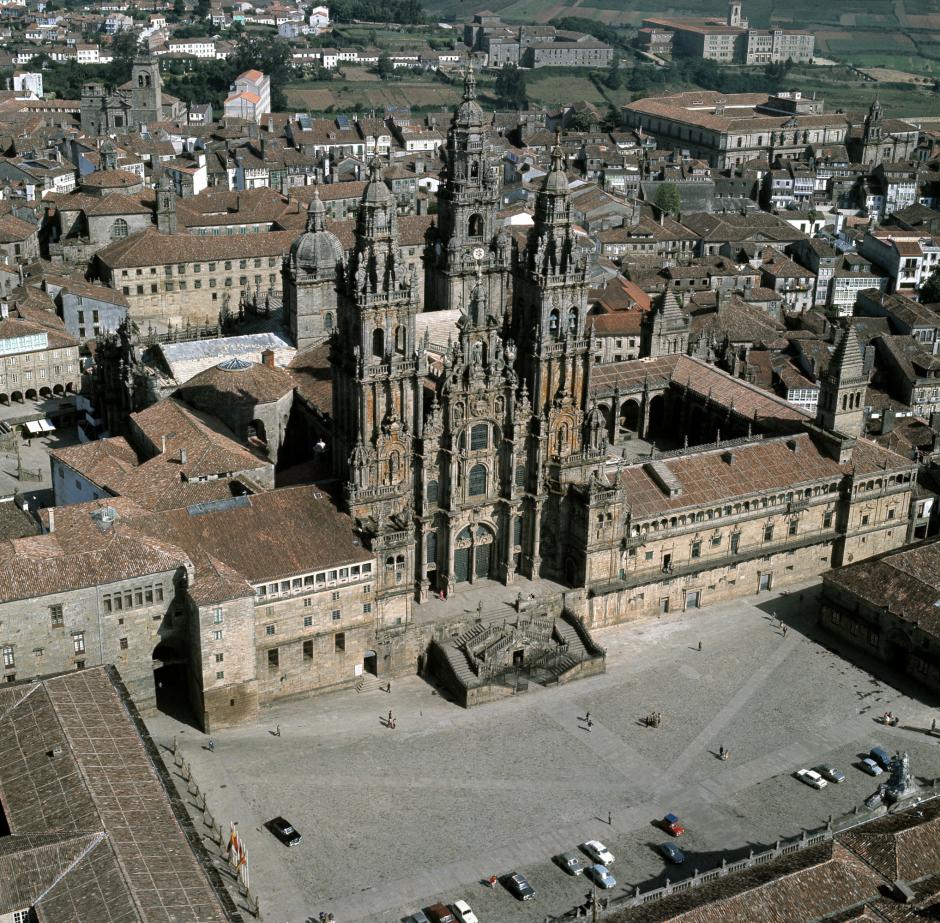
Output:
[[647, 394, 666, 438], [619, 399, 640, 434], [453, 523, 496, 584]]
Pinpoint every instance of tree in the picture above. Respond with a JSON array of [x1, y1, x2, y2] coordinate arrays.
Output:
[[376, 53, 394, 79], [604, 53, 622, 90], [108, 30, 140, 86], [567, 110, 595, 132], [921, 267, 940, 303], [655, 183, 681, 217], [494, 62, 526, 109], [172, 0, 186, 18], [195, 0, 210, 18]]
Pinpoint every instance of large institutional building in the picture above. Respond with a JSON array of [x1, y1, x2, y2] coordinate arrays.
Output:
[[0, 71, 925, 730], [639, 1, 815, 65]]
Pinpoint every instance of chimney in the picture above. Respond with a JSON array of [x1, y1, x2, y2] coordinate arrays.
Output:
[[261, 348, 275, 368], [48, 508, 55, 533], [180, 447, 188, 465]]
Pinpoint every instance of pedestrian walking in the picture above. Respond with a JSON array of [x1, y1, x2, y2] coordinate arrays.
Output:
[[207, 738, 214, 752], [386, 680, 392, 694], [608, 811, 612, 826], [698, 640, 702, 651], [933, 718, 937, 733], [719, 745, 724, 759], [782, 625, 788, 637], [587, 717, 593, 730], [585, 710, 591, 723], [275, 724, 281, 737]]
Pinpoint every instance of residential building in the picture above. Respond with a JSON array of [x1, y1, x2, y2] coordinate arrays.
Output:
[[223, 69, 271, 124]]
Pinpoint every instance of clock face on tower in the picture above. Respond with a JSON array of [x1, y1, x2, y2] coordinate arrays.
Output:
[[472, 246, 485, 261]]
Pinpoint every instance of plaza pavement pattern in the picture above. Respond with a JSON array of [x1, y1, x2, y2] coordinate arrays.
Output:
[[149, 580, 940, 923]]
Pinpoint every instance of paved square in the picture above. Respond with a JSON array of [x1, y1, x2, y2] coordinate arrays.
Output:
[[149, 581, 940, 923]]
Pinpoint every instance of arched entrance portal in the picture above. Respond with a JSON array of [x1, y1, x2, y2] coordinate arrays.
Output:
[[619, 399, 640, 434], [453, 524, 496, 584], [363, 649, 378, 675]]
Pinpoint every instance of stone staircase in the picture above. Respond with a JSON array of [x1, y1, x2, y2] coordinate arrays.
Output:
[[354, 673, 385, 694]]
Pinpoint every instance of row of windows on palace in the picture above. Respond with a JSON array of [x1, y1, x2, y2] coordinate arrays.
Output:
[[208, 632, 354, 682], [629, 474, 912, 536], [254, 561, 373, 600]]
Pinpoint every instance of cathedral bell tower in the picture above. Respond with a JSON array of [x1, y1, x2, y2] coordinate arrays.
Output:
[[815, 323, 868, 438], [512, 142, 591, 451], [425, 65, 510, 315], [332, 159, 426, 533], [156, 171, 177, 235]]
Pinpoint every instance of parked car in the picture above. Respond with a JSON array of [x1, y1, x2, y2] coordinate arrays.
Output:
[[266, 816, 301, 847], [586, 863, 617, 889], [581, 840, 615, 865], [451, 901, 478, 923], [795, 768, 828, 790], [554, 852, 586, 875], [405, 914, 430, 923], [870, 746, 892, 770], [658, 842, 686, 864], [425, 903, 456, 923], [814, 765, 846, 784], [859, 757, 883, 777], [504, 872, 535, 901], [659, 813, 685, 836]]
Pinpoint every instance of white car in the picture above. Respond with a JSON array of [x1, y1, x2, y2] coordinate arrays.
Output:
[[795, 768, 828, 790], [452, 900, 478, 923], [581, 840, 615, 865]]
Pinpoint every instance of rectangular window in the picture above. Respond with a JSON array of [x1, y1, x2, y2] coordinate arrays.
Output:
[[334, 632, 345, 652], [2, 646, 13, 668], [265, 624, 275, 636], [73, 633, 85, 654], [215, 653, 224, 663], [268, 648, 279, 668], [213, 629, 223, 641], [303, 639, 313, 659], [303, 615, 313, 627], [50, 604, 63, 626], [788, 520, 798, 537], [216, 670, 224, 680], [331, 610, 341, 621], [823, 511, 833, 529], [644, 550, 654, 561], [887, 508, 896, 520], [134, 589, 143, 606], [145, 587, 153, 603], [332, 590, 340, 601], [691, 541, 701, 559], [363, 602, 372, 614], [155, 585, 164, 602], [213, 608, 223, 623], [764, 525, 774, 542], [861, 514, 870, 526], [119, 637, 128, 650]]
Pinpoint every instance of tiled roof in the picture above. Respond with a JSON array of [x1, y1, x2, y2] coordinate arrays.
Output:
[[287, 342, 332, 412], [0, 668, 235, 922], [176, 358, 294, 405]]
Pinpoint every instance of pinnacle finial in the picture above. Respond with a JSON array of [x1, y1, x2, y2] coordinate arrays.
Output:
[[463, 62, 476, 101]]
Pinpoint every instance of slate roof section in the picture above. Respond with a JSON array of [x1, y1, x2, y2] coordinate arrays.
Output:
[[0, 668, 234, 922], [824, 538, 940, 641]]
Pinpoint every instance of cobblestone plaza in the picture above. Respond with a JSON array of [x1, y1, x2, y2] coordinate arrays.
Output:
[[150, 581, 940, 923]]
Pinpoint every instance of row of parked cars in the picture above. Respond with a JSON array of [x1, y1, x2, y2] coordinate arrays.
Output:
[[794, 747, 892, 790]]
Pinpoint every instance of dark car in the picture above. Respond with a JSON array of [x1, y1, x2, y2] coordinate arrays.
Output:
[[505, 872, 535, 900], [814, 764, 846, 784], [424, 903, 456, 923], [870, 746, 892, 770], [658, 842, 686, 864], [266, 816, 301, 846]]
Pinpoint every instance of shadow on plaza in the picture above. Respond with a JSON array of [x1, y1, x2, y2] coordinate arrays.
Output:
[[752, 586, 940, 711]]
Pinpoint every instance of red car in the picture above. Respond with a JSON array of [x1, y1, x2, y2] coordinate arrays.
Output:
[[660, 813, 685, 836]]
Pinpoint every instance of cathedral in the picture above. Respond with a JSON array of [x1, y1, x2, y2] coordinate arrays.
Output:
[[284, 69, 917, 616]]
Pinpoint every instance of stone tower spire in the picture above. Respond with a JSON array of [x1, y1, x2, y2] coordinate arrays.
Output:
[[641, 290, 690, 358], [816, 323, 868, 437], [156, 171, 177, 235]]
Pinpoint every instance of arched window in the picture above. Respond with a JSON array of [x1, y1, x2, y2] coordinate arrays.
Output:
[[395, 325, 405, 354], [426, 531, 437, 564], [110, 218, 128, 240], [470, 161, 479, 178], [841, 394, 848, 411], [515, 464, 526, 488], [470, 423, 488, 451], [549, 309, 559, 336], [468, 213, 483, 237], [426, 480, 438, 504], [567, 307, 578, 333], [468, 464, 486, 496], [372, 327, 384, 358], [324, 311, 334, 332]]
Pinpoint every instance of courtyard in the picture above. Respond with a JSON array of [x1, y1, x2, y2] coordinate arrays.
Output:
[[148, 581, 940, 923]]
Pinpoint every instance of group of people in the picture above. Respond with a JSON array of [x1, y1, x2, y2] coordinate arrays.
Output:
[[719, 746, 731, 761], [882, 711, 899, 726], [646, 712, 662, 728], [318, 913, 335, 922], [387, 710, 397, 730]]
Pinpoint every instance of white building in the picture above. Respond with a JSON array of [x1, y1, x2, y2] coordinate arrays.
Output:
[[12, 71, 43, 98], [309, 5, 330, 29], [167, 38, 218, 59], [222, 69, 271, 124]]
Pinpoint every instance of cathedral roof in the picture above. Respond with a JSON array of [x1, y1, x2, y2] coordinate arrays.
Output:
[[453, 65, 484, 129], [828, 323, 866, 384], [542, 143, 569, 195], [177, 358, 294, 406], [361, 158, 392, 205]]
